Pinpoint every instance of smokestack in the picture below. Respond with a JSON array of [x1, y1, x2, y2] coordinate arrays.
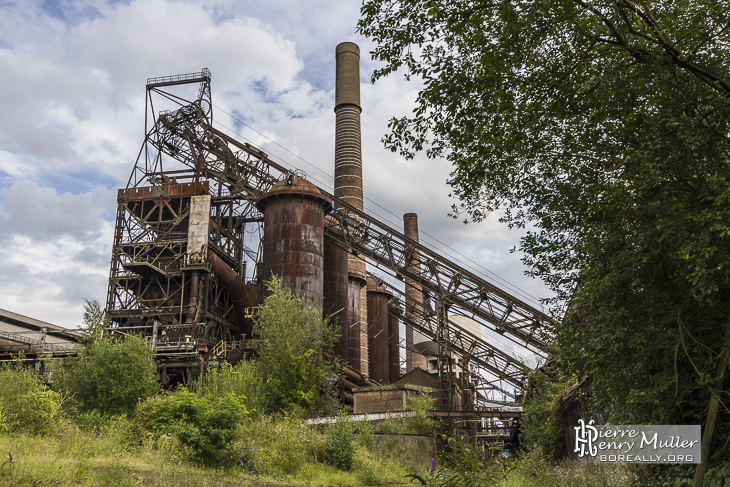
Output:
[[404, 212, 428, 371], [335, 42, 369, 375]]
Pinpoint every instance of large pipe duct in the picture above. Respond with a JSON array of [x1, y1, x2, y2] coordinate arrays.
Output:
[[335, 41, 368, 374], [207, 250, 251, 337], [184, 271, 200, 324], [404, 212, 428, 371]]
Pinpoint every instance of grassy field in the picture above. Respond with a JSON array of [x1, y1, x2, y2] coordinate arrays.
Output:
[[0, 416, 424, 487], [1, 420, 640, 487]]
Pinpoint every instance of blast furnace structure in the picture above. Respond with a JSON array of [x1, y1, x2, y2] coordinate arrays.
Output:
[[105, 44, 552, 407]]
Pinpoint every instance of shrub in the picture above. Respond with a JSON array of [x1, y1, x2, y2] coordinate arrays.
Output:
[[433, 432, 498, 487], [0, 361, 64, 434], [324, 412, 356, 470], [237, 414, 324, 476], [704, 461, 730, 487], [519, 365, 576, 461], [199, 360, 265, 415], [137, 388, 248, 465], [356, 418, 376, 450], [404, 392, 437, 435], [54, 334, 159, 416], [377, 415, 405, 435], [252, 276, 339, 416]]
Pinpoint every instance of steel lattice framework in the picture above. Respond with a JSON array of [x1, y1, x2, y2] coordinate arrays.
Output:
[[106, 69, 553, 393]]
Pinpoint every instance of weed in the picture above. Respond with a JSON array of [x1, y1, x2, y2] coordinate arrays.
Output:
[[324, 411, 356, 470]]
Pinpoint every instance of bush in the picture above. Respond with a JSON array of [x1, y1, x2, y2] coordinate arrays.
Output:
[[252, 276, 339, 416], [54, 335, 159, 416], [405, 392, 437, 435], [237, 414, 324, 476], [324, 412, 356, 470], [138, 387, 248, 463], [433, 432, 498, 487], [198, 360, 265, 415], [137, 388, 248, 465], [704, 461, 730, 487], [0, 361, 64, 434], [519, 366, 576, 461], [356, 418, 376, 450]]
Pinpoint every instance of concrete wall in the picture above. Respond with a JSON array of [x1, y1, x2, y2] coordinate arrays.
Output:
[[375, 434, 437, 468]]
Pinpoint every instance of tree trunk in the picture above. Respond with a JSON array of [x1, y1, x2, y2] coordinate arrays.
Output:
[[693, 325, 730, 487]]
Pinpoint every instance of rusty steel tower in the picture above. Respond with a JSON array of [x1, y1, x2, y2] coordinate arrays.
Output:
[[105, 69, 291, 383], [106, 58, 553, 401]]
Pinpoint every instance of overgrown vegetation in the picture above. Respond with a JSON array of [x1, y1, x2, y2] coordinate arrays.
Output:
[[53, 332, 160, 416], [359, 1, 730, 484], [518, 366, 576, 462], [137, 388, 248, 464], [249, 276, 339, 416], [0, 284, 414, 485], [376, 392, 438, 436], [0, 360, 65, 435]]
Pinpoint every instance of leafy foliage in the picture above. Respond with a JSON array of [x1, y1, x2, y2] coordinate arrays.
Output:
[[80, 298, 107, 342], [323, 411, 356, 470], [198, 360, 265, 415], [519, 366, 576, 461], [0, 361, 63, 434], [432, 432, 497, 487], [252, 276, 339, 416], [137, 387, 247, 464], [54, 334, 159, 416], [359, 1, 730, 480]]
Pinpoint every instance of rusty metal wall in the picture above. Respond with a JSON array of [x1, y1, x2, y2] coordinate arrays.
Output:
[[257, 177, 331, 311], [404, 212, 428, 371], [388, 310, 400, 383], [366, 277, 391, 384], [323, 224, 350, 364]]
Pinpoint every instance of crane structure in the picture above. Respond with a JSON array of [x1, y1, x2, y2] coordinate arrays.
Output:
[[105, 66, 552, 401]]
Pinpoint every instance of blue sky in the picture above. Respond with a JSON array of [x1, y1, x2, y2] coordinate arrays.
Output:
[[0, 0, 551, 365]]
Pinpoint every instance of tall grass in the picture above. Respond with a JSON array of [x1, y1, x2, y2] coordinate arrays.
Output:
[[500, 449, 639, 487], [0, 412, 413, 487]]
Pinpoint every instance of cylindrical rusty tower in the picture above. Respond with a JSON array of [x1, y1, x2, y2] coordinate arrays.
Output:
[[335, 41, 368, 375], [367, 277, 391, 384], [256, 176, 332, 311], [404, 212, 428, 371], [388, 307, 400, 383], [323, 216, 350, 364]]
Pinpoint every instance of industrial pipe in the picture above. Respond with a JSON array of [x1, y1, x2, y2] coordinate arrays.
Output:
[[184, 271, 200, 324], [207, 250, 251, 337], [341, 364, 378, 387]]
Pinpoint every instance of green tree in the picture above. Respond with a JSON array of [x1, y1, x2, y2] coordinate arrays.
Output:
[[359, 2, 730, 484], [80, 298, 107, 342], [253, 276, 339, 416], [54, 335, 159, 416]]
